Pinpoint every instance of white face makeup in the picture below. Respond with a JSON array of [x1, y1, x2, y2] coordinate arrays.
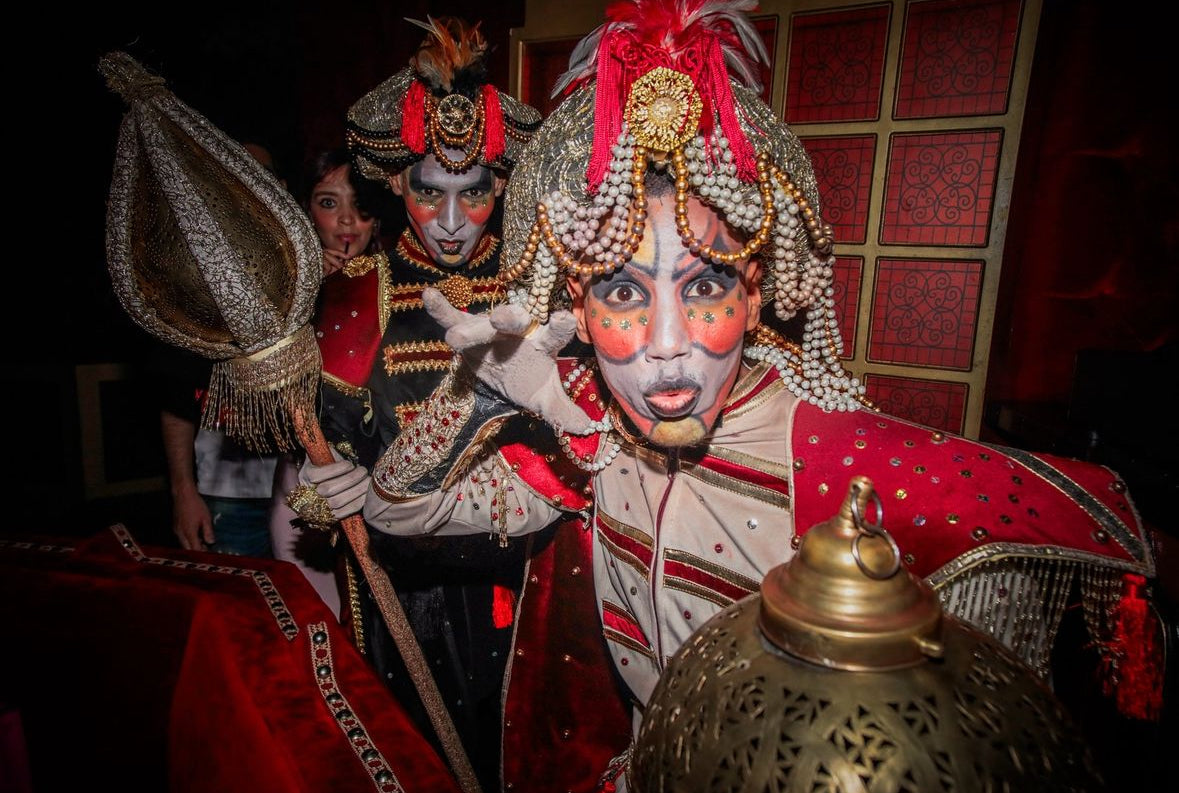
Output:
[[389, 152, 504, 268], [568, 192, 763, 447]]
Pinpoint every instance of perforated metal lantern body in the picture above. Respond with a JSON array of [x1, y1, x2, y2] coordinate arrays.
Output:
[[630, 476, 1103, 793]]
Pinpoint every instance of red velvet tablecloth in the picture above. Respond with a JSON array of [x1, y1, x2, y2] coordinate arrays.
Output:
[[0, 525, 460, 793]]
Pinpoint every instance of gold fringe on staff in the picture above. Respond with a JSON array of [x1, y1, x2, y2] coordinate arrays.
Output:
[[204, 324, 323, 452]]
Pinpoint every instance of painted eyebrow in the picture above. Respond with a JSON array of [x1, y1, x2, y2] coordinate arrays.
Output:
[[408, 170, 494, 193], [696, 216, 743, 258], [621, 249, 731, 283]]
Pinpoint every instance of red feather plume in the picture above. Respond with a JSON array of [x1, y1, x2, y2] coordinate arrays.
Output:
[[569, 0, 768, 191]]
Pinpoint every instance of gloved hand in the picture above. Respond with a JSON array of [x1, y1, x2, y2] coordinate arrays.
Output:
[[423, 287, 595, 434], [295, 446, 370, 521]]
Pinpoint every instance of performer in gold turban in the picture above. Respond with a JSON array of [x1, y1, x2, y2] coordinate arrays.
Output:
[[283, 17, 543, 792]]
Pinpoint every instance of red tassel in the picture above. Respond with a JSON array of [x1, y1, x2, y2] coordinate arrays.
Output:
[[1105, 573, 1164, 721], [587, 34, 627, 193], [481, 84, 505, 163], [492, 584, 515, 629], [704, 37, 757, 182], [400, 80, 428, 154]]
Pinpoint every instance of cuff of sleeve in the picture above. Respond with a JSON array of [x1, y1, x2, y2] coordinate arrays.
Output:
[[371, 363, 516, 501]]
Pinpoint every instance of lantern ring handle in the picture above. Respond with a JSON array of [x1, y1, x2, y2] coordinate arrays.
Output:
[[850, 486, 901, 580]]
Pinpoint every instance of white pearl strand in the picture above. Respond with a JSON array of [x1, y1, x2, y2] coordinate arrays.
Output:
[[545, 129, 636, 262], [557, 361, 621, 472], [745, 327, 865, 413], [685, 134, 764, 235]]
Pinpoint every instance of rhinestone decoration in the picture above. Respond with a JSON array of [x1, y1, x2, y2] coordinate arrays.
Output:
[[624, 67, 702, 152], [436, 93, 476, 136]]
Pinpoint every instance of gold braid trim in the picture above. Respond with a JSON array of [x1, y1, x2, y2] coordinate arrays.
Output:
[[395, 228, 500, 273], [321, 371, 369, 400], [381, 340, 454, 376], [395, 400, 426, 430], [375, 251, 393, 333], [386, 277, 505, 313], [680, 445, 793, 512], [386, 278, 505, 313], [321, 372, 373, 424], [720, 360, 781, 424], [335, 249, 395, 331]]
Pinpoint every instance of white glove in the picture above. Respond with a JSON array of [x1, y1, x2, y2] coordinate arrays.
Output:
[[296, 447, 370, 521], [423, 287, 595, 434]]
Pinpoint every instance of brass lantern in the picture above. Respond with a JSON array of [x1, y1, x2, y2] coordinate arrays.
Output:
[[630, 476, 1102, 792]]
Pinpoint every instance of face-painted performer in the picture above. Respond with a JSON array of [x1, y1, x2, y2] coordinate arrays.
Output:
[[345, 15, 539, 445], [301, 3, 1164, 790], [282, 16, 543, 793], [566, 190, 764, 447], [389, 152, 503, 268]]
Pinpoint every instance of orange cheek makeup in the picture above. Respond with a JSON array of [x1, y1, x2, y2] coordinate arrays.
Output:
[[462, 199, 493, 226], [406, 199, 440, 225], [687, 296, 745, 357], [589, 298, 746, 363], [587, 304, 649, 363]]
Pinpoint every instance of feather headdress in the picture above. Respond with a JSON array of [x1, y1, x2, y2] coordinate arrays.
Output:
[[346, 16, 541, 181], [408, 15, 489, 94], [554, 0, 769, 190], [554, 0, 767, 96]]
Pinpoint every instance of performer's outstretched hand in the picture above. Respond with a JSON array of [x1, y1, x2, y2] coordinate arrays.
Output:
[[423, 287, 596, 434]]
